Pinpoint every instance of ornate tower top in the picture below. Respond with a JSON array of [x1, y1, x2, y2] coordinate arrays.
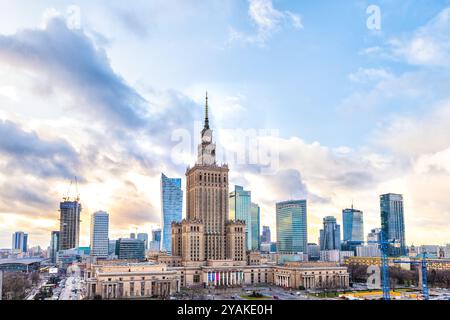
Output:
[[204, 91, 210, 130]]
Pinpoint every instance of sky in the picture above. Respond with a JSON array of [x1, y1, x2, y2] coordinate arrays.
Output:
[[1, 0, 450, 249]]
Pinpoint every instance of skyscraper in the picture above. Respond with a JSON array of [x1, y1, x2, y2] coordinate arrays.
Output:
[[261, 226, 271, 244], [150, 229, 162, 252], [90, 211, 109, 258], [342, 207, 364, 252], [59, 200, 82, 250], [229, 185, 252, 250], [50, 231, 60, 263], [276, 200, 307, 254], [367, 228, 381, 246], [12, 231, 28, 253], [380, 193, 406, 256], [250, 203, 260, 251], [137, 233, 149, 250], [319, 216, 341, 251], [161, 173, 183, 254], [171, 93, 246, 263]]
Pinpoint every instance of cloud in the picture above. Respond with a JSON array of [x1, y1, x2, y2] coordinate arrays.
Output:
[[389, 7, 450, 67], [0, 119, 79, 179], [229, 0, 303, 45]]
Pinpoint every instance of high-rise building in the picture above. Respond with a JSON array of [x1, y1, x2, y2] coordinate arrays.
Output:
[[171, 93, 246, 263], [250, 203, 260, 251], [261, 226, 271, 244], [130, 233, 136, 239], [149, 229, 162, 252], [342, 207, 364, 252], [229, 185, 252, 250], [59, 200, 82, 250], [319, 216, 341, 251], [90, 211, 109, 258], [161, 173, 183, 254], [276, 200, 307, 254], [108, 240, 117, 256], [137, 233, 149, 250], [367, 228, 381, 246], [50, 231, 60, 263], [12, 231, 28, 253], [115, 238, 145, 260], [380, 193, 406, 256]]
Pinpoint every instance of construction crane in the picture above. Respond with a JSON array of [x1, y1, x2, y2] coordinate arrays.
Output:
[[62, 177, 80, 202], [379, 230, 399, 300], [393, 253, 429, 300]]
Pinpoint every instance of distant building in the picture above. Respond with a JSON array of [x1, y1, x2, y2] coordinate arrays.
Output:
[[50, 231, 60, 263], [261, 226, 271, 244], [229, 185, 252, 250], [367, 228, 381, 246], [319, 216, 341, 251], [108, 240, 117, 256], [59, 200, 82, 250], [342, 207, 364, 252], [445, 244, 450, 259], [130, 233, 136, 239], [149, 229, 162, 252], [137, 233, 149, 250], [90, 211, 109, 259], [160, 173, 183, 254], [115, 238, 145, 260], [276, 200, 307, 254], [307, 243, 320, 261], [320, 250, 340, 262], [380, 193, 406, 256], [356, 244, 381, 257], [250, 203, 260, 251], [12, 231, 28, 253]]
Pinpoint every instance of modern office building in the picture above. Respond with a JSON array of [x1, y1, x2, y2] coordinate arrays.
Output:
[[261, 226, 271, 244], [115, 238, 145, 260], [12, 231, 28, 253], [137, 233, 149, 250], [59, 200, 82, 250], [307, 243, 320, 261], [342, 207, 364, 252], [229, 185, 252, 250], [108, 240, 117, 256], [161, 173, 183, 254], [367, 228, 382, 246], [319, 216, 341, 251], [276, 200, 307, 254], [149, 229, 162, 252], [50, 231, 60, 263], [250, 203, 260, 251], [356, 244, 381, 257], [380, 193, 406, 256], [90, 211, 109, 259]]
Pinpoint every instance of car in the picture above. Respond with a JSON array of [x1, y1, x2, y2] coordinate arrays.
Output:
[[273, 295, 279, 300]]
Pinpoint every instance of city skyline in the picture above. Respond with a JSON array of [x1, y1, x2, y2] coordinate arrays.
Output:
[[1, 1, 450, 248]]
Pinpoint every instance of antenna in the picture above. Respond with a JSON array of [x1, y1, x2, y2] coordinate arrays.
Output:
[[74, 176, 80, 201]]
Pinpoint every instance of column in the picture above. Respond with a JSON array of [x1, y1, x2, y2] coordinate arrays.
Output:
[[214, 272, 217, 286]]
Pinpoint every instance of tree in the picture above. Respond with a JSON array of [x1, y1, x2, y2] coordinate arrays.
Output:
[[2, 272, 31, 300], [30, 272, 40, 285]]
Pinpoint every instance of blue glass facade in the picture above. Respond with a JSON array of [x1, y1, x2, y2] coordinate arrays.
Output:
[[229, 185, 252, 250], [160, 173, 183, 254], [380, 193, 406, 256], [250, 203, 260, 251], [319, 216, 341, 250], [276, 200, 307, 254], [342, 208, 364, 251]]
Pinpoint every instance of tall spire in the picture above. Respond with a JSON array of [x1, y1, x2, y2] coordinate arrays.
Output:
[[204, 91, 210, 130]]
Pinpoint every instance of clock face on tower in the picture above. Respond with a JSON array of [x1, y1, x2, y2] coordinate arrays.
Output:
[[202, 129, 212, 143]]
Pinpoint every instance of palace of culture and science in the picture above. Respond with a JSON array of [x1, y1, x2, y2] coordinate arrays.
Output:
[[171, 94, 246, 264], [84, 95, 349, 299]]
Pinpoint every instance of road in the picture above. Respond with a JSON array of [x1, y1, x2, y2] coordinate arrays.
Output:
[[59, 276, 84, 300]]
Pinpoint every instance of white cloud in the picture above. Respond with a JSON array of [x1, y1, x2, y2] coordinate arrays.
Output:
[[229, 0, 303, 45]]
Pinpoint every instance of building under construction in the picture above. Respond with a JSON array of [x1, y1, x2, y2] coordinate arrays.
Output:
[[59, 179, 82, 250]]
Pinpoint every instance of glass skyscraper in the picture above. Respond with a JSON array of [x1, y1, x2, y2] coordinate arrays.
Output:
[[380, 193, 406, 256], [12, 231, 28, 252], [160, 173, 183, 254], [229, 185, 252, 250], [261, 226, 271, 244], [250, 203, 260, 251], [90, 211, 109, 258], [319, 216, 341, 250], [50, 231, 60, 263], [276, 200, 307, 254], [342, 207, 364, 252], [137, 233, 149, 250]]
